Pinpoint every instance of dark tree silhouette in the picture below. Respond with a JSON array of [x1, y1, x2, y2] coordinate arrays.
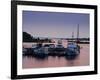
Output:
[[23, 32, 33, 42], [23, 32, 52, 43]]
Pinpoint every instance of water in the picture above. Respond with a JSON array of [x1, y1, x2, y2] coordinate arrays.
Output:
[[22, 40, 89, 69]]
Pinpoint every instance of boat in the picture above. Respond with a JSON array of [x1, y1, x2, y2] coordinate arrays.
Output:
[[34, 47, 46, 57], [65, 24, 80, 56], [23, 47, 27, 52], [23, 47, 27, 55], [32, 43, 47, 57], [65, 42, 80, 56], [54, 40, 65, 56]]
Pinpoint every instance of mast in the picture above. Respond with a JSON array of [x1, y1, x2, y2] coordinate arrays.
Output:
[[72, 31, 74, 42], [77, 24, 79, 43]]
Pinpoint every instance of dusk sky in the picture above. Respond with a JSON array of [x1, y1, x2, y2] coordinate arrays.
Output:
[[22, 11, 89, 38]]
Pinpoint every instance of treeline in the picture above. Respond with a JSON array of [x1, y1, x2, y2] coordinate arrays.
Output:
[[23, 32, 52, 43], [66, 38, 90, 41]]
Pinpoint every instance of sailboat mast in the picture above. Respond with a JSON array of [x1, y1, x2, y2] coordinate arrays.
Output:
[[72, 31, 74, 42], [77, 24, 79, 43]]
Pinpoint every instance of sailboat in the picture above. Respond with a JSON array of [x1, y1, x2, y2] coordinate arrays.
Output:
[[65, 24, 80, 56]]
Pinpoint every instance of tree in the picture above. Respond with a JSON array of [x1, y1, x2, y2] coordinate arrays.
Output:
[[23, 32, 33, 42]]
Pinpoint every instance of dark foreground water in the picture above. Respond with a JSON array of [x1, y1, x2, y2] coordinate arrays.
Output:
[[22, 44, 89, 69]]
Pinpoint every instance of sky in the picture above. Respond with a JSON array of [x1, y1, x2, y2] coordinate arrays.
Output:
[[22, 11, 89, 38]]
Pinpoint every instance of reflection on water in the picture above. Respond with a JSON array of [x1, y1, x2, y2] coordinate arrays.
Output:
[[22, 41, 89, 69]]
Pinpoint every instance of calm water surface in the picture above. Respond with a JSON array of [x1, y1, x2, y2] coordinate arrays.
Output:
[[22, 40, 89, 69]]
